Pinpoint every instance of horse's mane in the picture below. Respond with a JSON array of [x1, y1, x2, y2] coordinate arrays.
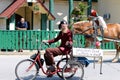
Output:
[[74, 21, 90, 24]]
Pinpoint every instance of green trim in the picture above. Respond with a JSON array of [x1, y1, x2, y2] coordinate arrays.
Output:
[[6, 19, 9, 30], [41, 14, 47, 30], [9, 14, 15, 23], [0, 30, 115, 50], [87, 0, 92, 16], [49, 0, 54, 30], [9, 14, 15, 30], [31, 11, 34, 30], [69, 0, 74, 24]]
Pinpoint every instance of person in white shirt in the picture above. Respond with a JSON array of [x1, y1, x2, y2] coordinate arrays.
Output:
[[88, 9, 108, 34]]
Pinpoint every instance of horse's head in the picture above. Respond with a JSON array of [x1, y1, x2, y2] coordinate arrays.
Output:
[[73, 21, 93, 34]]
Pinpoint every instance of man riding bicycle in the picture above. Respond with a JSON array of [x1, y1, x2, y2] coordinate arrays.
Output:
[[42, 20, 73, 77]]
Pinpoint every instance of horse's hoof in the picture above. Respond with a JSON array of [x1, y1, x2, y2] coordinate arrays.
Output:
[[112, 59, 118, 63]]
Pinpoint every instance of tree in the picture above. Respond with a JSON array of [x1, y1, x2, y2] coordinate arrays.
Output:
[[71, 2, 88, 22]]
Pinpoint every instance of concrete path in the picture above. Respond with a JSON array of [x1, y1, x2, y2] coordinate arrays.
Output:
[[0, 50, 120, 80]]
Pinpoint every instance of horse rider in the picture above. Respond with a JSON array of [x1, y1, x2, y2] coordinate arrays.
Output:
[[88, 9, 108, 34]]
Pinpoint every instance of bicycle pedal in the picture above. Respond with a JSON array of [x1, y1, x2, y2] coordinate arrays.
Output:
[[47, 66, 56, 72], [46, 70, 53, 77]]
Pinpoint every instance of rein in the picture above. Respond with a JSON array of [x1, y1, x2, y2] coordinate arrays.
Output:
[[80, 26, 93, 34]]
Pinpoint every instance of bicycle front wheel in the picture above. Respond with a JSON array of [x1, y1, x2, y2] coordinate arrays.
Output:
[[62, 60, 84, 80], [56, 58, 68, 79], [15, 59, 39, 80]]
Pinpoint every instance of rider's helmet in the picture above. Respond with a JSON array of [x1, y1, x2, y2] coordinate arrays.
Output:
[[58, 20, 68, 29], [91, 9, 98, 17]]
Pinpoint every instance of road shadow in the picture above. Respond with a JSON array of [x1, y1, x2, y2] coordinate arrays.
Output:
[[103, 59, 120, 63], [88, 59, 120, 63], [36, 75, 81, 80], [16, 75, 82, 80]]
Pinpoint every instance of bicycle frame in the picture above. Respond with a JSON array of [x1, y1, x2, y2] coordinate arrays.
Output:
[[15, 42, 84, 80], [28, 42, 70, 76]]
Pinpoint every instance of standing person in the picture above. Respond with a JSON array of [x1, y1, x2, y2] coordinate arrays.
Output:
[[16, 18, 28, 30], [42, 20, 73, 77], [16, 18, 28, 52]]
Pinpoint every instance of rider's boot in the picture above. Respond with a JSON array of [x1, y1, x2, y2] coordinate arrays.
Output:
[[112, 51, 119, 63]]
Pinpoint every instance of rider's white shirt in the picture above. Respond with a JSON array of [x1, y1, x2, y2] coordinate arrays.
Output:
[[98, 16, 107, 29]]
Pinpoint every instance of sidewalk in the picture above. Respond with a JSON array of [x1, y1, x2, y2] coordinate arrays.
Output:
[[0, 50, 45, 55], [0, 50, 116, 55], [0, 52, 120, 80]]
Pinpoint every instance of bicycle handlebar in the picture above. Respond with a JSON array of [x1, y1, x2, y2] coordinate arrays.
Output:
[[42, 42, 50, 46], [38, 42, 50, 51]]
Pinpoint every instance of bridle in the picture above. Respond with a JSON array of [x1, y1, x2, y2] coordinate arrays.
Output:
[[81, 26, 93, 34], [77, 25, 93, 35]]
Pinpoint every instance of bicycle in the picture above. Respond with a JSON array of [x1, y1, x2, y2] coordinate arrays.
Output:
[[15, 42, 84, 80], [62, 49, 84, 80]]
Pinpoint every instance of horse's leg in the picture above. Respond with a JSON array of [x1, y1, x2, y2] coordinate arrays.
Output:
[[96, 42, 103, 63], [112, 42, 120, 62], [85, 39, 91, 47], [85, 39, 102, 63]]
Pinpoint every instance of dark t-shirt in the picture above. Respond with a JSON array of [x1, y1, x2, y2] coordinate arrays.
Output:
[[48, 30, 73, 54], [17, 22, 28, 28]]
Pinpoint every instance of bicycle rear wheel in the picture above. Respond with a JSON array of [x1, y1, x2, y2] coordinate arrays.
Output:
[[62, 60, 84, 80], [15, 59, 39, 80]]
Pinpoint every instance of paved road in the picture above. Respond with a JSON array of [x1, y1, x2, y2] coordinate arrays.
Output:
[[0, 54, 120, 80]]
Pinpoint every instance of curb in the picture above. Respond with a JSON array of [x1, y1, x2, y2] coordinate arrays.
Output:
[[0, 50, 116, 55], [0, 50, 45, 55]]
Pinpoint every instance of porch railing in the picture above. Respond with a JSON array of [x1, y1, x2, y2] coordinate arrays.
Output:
[[0, 30, 115, 51]]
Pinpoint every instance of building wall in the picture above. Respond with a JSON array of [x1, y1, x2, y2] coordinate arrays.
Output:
[[16, 7, 32, 28], [16, 6, 41, 30], [45, 0, 68, 30], [46, 0, 119, 24], [0, 19, 6, 30], [45, 0, 98, 30], [98, 0, 120, 23], [33, 13, 41, 30], [0, 0, 14, 30], [2, 0, 120, 30], [0, 1, 43, 30]]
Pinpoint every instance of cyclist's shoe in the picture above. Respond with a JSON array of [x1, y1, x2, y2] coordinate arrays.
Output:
[[47, 72, 53, 77], [48, 65, 56, 72], [47, 65, 56, 77]]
